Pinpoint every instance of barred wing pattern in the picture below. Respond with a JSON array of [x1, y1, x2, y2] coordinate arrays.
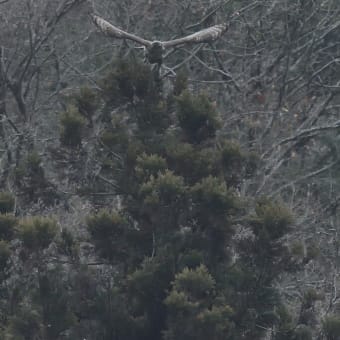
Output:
[[162, 24, 227, 47], [91, 14, 227, 48], [91, 14, 152, 47]]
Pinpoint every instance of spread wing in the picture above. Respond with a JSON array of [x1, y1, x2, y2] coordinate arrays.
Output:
[[91, 14, 152, 47], [162, 24, 227, 48]]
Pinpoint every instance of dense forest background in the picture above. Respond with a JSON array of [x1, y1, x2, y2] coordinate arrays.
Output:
[[0, 0, 340, 339]]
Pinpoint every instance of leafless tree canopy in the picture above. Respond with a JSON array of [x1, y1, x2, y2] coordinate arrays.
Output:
[[0, 0, 340, 338]]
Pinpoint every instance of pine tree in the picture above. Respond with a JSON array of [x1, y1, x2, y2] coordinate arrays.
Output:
[[83, 59, 298, 340]]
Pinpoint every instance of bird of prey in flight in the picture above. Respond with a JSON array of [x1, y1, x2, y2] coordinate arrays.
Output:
[[91, 14, 227, 65]]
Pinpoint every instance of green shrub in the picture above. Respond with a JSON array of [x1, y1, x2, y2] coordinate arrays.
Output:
[[173, 71, 188, 96], [323, 315, 340, 340], [123, 140, 145, 178], [164, 289, 196, 314], [75, 86, 98, 120], [0, 240, 10, 272], [245, 151, 259, 177], [87, 210, 125, 240], [166, 143, 221, 183], [290, 240, 305, 258], [250, 198, 293, 240], [136, 98, 169, 132], [294, 324, 313, 340], [100, 130, 116, 148], [195, 305, 234, 339], [135, 153, 167, 182], [0, 192, 15, 214], [14, 151, 43, 183], [58, 228, 78, 258], [87, 210, 128, 260], [100, 67, 120, 102], [178, 250, 204, 270], [19, 217, 57, 251], [127, 256, 174, 315], [60, 105, 85, 147], [190, 176, 236, 215], [306, 242, 320, 261], [274, 304, 294, 339], [100, 129, 125, 148], [14, 152, 59, 205], [7, 306, 42, 339], [171, 265, 215, 299], [0, 214, 17, 240], [176, 91, 221, 142], [166, 142, 196, 176], [221, 140, 243, 169], [100, 59, 154, 102], [163, 265, 235, 340], [25, 151, 42, 173], [115, 60, 141, 100], [100, 116, 130, 150], [139, 170, 186, 207], [302, 288, 323, 308], [133, 62, 155, 99]]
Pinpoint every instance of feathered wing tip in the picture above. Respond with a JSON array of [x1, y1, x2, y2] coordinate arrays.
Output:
[[198, 23, 228, 41], [163, 23, 228, 48], [91, 14, 125, 39], [90, 14, 152, 47]]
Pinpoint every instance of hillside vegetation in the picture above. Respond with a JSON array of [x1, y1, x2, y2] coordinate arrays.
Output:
[[0, 0, 340, 339]]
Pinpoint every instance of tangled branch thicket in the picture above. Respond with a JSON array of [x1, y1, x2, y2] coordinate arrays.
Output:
[[0, 0, 340, 339]]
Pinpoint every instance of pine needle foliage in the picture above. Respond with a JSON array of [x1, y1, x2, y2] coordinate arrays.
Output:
[[100, 59, 155, 103], [323, 316, 340, 340], [176, 90, 221, 143], [19, 217, 57, 251], [0, 214, 17, 241], [0, 240, 10, 272], [139, 170, 186, 207], [250, 197, 293, 240], [135, 153, 167, 182], [0, 192, 15, 214], [60, 105, 85, 147], [86, 210, 129, 261], [74, 86, 98, 121]]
